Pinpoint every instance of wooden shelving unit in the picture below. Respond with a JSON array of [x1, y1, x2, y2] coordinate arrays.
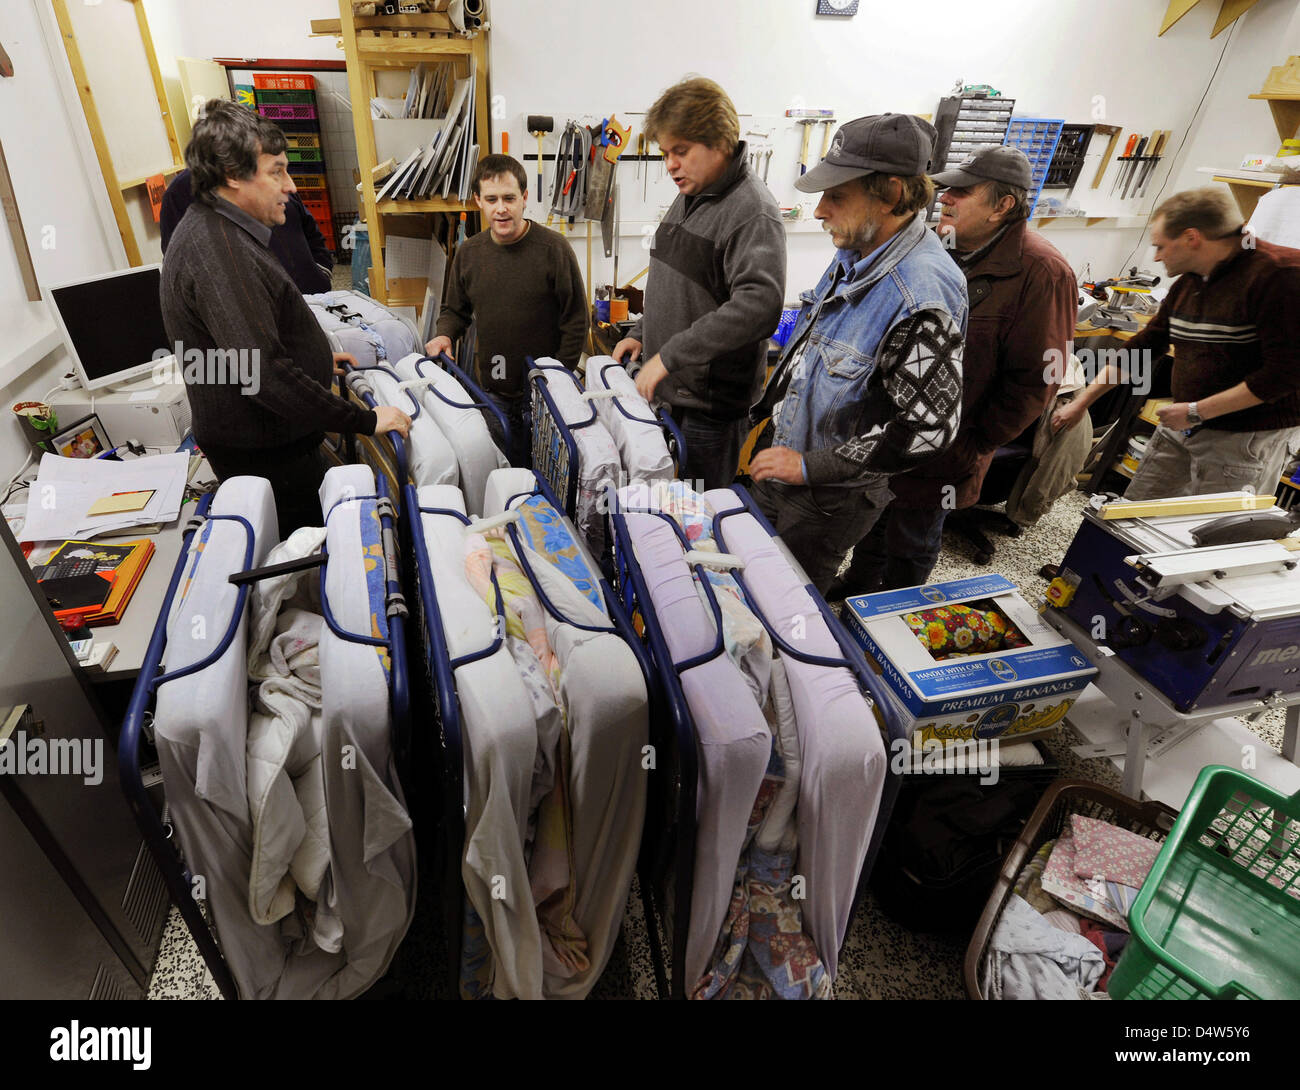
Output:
[[337, 2, 489, 310], [1202, 62, 1300, 219]]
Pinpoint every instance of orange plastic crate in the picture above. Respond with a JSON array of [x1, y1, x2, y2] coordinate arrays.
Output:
[[253, 73, 315, 91]]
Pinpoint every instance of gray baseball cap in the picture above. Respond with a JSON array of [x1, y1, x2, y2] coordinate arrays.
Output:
[[932, 145, 1033, 189], [795, 113, 938, 193]]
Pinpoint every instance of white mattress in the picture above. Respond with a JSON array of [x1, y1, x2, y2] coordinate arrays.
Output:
[[156, 475, 278, 819], [532, 359, 620, 557], [393, 353, 508, 516], [415, 483, 544, 999], [304, 290, 419, 367], [622, 509, 771, 993], [350, 365, 459, 488], [585, 357, 674, 482], [705, 487, 887, 980]]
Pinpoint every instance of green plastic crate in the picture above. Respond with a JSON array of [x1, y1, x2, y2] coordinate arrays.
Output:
[[1110, 766, 1300, 1000], [254, 88, 316, 105], [287, 148, 323, 164]]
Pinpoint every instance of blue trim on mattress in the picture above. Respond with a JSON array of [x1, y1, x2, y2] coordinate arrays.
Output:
[[414, 503, 508, 667], [597, 360, 661, 426], [319, 494, 392, 649], [151, 513, 256, 693], [119, 493, 240, 1001], [529, 361, 581, 518], [502, 487, 618, 635], [608, 507, 699, 999], [425, 351, 511, 452]]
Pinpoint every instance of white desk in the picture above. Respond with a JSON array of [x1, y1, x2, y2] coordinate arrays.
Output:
[[26, 455, 215, 684]]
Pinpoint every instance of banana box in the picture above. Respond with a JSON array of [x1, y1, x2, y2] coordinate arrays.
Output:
[[842, 575, 1097, 747]]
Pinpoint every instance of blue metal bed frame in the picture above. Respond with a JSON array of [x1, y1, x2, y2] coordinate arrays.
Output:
[[117, 467, 412, 1000], [337, 352, 635, 995], [377, 416, 656, 995], [608, 485, 909, 999], [528, 358, 685, 533]]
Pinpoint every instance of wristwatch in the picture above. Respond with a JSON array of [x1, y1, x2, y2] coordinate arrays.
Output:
[[1186, 401, 1203, 425]]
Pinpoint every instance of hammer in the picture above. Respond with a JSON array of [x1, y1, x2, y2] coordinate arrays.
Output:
[[797, 118, 818, 175], [527, 115, 553, 202]]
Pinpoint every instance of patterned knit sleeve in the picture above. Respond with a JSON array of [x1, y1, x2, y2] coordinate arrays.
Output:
[[802, 309, 964, 485]]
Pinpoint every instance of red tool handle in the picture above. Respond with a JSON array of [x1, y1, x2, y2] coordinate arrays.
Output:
[[1120, 133, 1138, 159]]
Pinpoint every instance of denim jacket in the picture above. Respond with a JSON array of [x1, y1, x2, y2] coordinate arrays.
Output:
[[756, 212, 969, 483]]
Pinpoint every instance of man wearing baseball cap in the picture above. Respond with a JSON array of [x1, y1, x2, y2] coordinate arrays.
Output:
[[827, 143, 1077, 598], [748, 113, 968, 594]]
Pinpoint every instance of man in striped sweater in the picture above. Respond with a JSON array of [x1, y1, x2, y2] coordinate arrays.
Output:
[[1054, 187, 1300, 500]]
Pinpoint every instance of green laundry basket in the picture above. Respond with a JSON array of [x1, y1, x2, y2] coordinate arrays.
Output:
[[1110, 766, 1300, 1000]]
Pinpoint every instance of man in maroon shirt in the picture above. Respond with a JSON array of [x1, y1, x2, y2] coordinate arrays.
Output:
[[1055, 187, 1300, 500]]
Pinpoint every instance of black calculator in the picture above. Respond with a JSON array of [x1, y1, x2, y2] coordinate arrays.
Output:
[[41, 556, 100, 580]]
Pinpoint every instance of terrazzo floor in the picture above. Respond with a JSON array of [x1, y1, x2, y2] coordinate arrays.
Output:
[[144, 488, 1291, 1000]]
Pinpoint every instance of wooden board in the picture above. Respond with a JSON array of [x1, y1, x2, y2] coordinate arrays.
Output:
[[1211, 0, 1259, 37], [1100, 494, 1274, 520], [1090, 124, 1122, 189], [1159, 0, 1202, 35], [0, 139, 40, 302], [1259, 57, 1300, 96], [51, 0, 181, 266]]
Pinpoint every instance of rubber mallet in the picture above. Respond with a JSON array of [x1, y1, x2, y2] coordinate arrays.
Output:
[[527, 115, 553, 201]]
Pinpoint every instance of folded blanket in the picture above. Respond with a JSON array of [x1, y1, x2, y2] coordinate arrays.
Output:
[[982, 893, 1105, 1000], [245, 529, 333, 926]]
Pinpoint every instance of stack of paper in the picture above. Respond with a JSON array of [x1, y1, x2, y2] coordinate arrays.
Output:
[[374, 58, 479, 203], [21, 452, 189, 543]]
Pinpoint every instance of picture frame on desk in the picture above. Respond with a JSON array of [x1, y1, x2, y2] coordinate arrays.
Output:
[[50, 413, 111, 460]]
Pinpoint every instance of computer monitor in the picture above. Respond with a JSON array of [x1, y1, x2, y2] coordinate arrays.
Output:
[[45, 264, 175, 392]]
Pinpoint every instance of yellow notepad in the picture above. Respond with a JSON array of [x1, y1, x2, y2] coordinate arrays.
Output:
[[86, 490, 155, 517]]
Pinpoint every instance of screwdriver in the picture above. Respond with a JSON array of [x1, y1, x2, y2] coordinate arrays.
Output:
[[1122, 135, 1149, 200], [1110, 133, 1138, 196]]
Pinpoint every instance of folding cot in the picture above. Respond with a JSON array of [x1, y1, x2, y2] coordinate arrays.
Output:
[[117, 464, 415, 1000], [609, 484, 909, 998]]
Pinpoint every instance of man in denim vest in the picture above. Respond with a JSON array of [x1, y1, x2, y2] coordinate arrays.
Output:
[[749, 114, 968, 594]]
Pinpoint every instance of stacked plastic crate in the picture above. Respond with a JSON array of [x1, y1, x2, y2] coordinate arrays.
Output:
[[254, 74, 334, 251]]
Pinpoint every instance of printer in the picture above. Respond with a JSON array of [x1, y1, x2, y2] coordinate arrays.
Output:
[[49, 372, 191, 451], [1046, 493, 1300, 713]]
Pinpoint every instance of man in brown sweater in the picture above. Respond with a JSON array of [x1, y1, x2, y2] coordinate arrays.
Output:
[[1054, 186, 1300, 500], [426, 154, 588, 466], [161, 101, 410, 538]]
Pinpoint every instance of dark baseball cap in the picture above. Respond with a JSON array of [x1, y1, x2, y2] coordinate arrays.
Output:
[[932, 145, 1033, 189], [796, 113, 938, 193]]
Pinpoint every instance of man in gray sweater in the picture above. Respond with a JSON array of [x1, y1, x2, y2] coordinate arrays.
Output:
[[613, 77, 786, 491], [161, 101, 409, 537]]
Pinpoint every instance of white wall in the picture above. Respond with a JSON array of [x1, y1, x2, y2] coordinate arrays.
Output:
[[0, 0, 130, 482], [137, 0, 1300, 293], [487, 0, 1297, 294]]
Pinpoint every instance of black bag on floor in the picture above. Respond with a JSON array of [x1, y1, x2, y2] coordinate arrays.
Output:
[[870, 756, 1056, 934]]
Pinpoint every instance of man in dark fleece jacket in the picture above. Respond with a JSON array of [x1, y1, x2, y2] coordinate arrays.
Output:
[[613, 77, 785, 491], [1055, 186, 1300, 500], [161, 101, 409, 537]]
